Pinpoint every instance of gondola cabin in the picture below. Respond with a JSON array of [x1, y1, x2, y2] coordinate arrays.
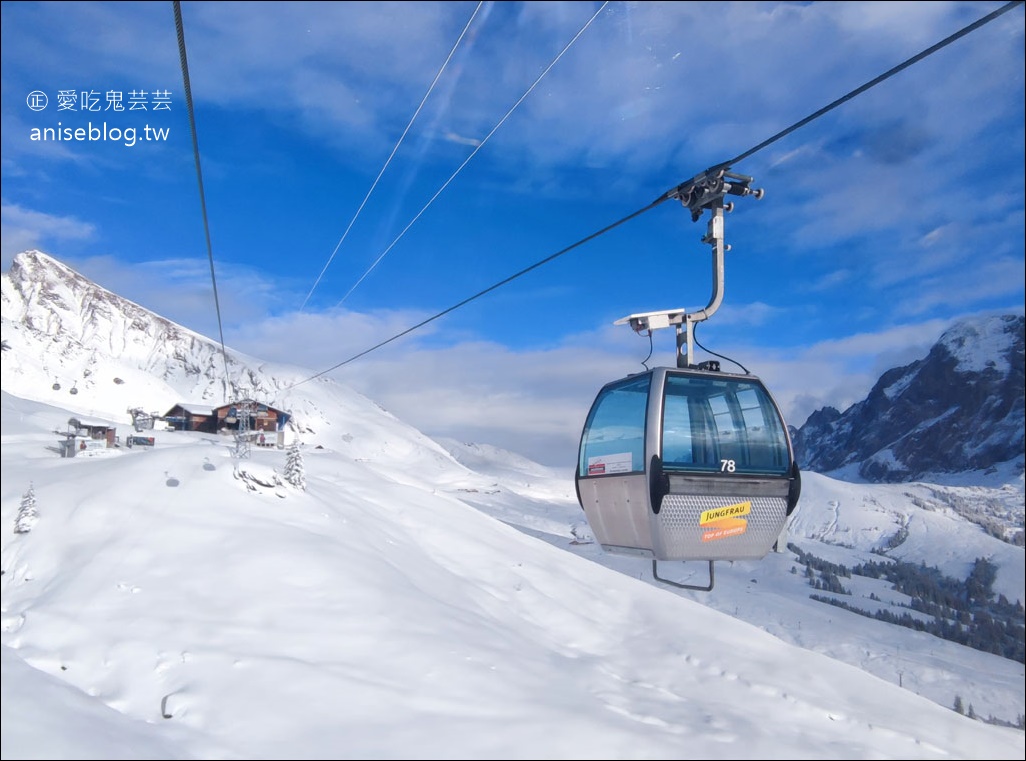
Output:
[[575, 366, 800, 565]]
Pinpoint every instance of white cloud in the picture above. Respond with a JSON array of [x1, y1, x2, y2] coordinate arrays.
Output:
[[0, 203, 95, 266], [706, 318, 953, 429], [225, 312, 617, 468], [891, 257, 1026, 318], [221, 305, 993, 467]]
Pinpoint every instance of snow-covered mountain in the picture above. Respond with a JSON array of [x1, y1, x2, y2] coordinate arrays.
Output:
[[2, 249, 244, 409], [0, 250, 485, 479], [792, 312, 1025, 483], [2, 249, 1024, 739]]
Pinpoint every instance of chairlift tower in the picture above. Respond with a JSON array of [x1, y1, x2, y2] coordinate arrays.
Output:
[[233, 398, 256, 459], [128, 407, 153, 432]]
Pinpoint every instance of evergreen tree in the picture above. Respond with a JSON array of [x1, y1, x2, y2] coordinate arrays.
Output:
[[953, 695, 965, 715], [15, 484, 38, 534], [966, 557, 997, 604], [283, 441, 306, 491]]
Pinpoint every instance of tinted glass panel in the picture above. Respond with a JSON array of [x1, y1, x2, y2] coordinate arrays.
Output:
[[578, 374, 650, 477], [661, 373, 789, 476], [661, 389, 693, 464]]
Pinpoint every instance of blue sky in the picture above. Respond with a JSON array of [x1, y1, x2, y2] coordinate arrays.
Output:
[[2, 1, 1024, 467]]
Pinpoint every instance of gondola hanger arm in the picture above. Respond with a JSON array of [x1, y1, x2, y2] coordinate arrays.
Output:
[[621, 166, 764, 368]]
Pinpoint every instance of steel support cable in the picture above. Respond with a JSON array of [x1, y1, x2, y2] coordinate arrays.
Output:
[[703, 0, 1026, 178], [333, 0, 610, 309], [288, 195, 663, 388], [284, 0, 1020, 390], [172, 0, 233, 399], [299, 1, 485, 313]]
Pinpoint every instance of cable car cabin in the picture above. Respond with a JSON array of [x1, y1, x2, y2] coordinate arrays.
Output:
[[576, 366, 801, 565]]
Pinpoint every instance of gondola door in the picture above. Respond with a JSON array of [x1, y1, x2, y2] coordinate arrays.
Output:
[[576, 372, 656, 558]]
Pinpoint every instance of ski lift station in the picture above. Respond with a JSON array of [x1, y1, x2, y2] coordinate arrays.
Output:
[[57, 417, 117, 457]]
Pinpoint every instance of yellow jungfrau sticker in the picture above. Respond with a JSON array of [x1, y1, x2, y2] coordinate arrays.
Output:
[[700, 501, 752, 525], [699, 501, 751, 541]]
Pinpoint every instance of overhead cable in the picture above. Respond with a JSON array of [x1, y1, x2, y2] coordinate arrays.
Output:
[[299, 1, 485, 312], [292, 194, 661, 386], [710, 0, 1025, 174], [284, 1, 1020, 390], [173, 0, 233, 400], [333, 0, 610, 309]]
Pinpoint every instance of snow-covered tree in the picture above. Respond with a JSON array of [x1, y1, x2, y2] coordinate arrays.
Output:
[[15, 484, 38, 534], [283, 441, 306, 491]]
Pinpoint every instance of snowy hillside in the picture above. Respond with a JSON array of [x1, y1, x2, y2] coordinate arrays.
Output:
[[2, 249, 1024, 757], [1, 390, 1023, 759]]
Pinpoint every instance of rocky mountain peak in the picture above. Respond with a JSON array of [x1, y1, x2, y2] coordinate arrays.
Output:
[[792, 312, 1025, 482]]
